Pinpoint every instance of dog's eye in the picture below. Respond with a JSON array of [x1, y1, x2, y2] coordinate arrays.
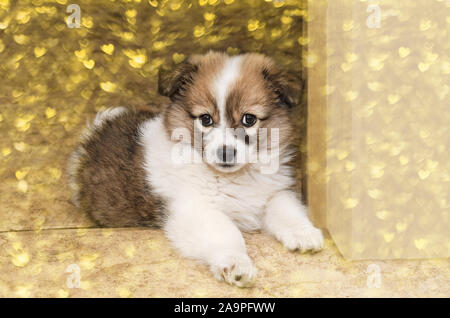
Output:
[[199, 114, 213, 127], [241, 114, 257, 127]]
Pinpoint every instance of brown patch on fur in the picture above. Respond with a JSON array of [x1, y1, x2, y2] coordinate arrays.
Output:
[[160, 51, 299, 163], [226, 53, 295, 152], [72, 109, 166, 227], [162, 51, 227, 145]]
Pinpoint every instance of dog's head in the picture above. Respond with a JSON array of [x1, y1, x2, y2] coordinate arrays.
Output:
[[159, 51, 299, 174]]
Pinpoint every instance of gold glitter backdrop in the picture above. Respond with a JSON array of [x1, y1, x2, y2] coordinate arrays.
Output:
[[308, 0, 449, 259], [1, 0, 448, 260], [0, 0, 306, 231]]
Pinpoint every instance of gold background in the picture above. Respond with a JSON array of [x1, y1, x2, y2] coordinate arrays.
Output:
[[0, 0, 306, 232], [308, 0, 449, 259], [0, 0, 449, 297]]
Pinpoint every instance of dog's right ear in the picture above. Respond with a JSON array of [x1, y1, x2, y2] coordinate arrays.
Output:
[[158, 61, 198, 101]]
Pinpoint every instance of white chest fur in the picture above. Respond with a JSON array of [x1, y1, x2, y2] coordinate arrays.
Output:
[[139, 116, 295, 232]]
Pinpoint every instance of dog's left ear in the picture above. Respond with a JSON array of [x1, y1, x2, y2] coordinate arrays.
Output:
[[158, 60, 198, 101], [262, 66, 304, 109]]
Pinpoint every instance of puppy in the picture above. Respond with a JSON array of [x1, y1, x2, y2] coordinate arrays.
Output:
[[68, 51, 323, 287]]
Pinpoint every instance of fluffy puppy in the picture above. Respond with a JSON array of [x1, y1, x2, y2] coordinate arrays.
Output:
[[68, 51, 323, 287]]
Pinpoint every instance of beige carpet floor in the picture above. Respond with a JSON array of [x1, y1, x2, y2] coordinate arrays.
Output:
[[1, 228, 449, 297]]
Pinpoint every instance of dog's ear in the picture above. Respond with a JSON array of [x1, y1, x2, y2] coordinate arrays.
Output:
[[158, 61, 198, 101], [262, 66, 303, 109]]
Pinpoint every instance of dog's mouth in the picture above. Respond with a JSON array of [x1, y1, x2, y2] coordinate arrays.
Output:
[[211, 162, 244, 173], [217, 163, 235, 168]]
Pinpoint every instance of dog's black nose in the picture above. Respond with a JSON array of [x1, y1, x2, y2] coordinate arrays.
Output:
[[216, 145, 236, 164]]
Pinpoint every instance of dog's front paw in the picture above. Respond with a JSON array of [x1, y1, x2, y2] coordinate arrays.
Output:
[[279, 226, 324, 253], [210, 254, 257, 288]]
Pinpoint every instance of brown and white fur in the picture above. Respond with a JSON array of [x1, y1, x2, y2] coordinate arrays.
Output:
[[68, 51, 323, 287]]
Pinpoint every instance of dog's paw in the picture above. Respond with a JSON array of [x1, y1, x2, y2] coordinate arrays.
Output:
[[279, 226, 324, 253], [210, 254, 257, 288]]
